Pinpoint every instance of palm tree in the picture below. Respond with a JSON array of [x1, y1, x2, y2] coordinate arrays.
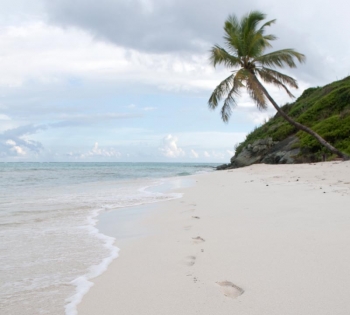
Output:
[[209, 11, 348, 160]]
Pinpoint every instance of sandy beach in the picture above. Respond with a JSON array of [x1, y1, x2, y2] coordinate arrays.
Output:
[[78, 161, 350, 315]]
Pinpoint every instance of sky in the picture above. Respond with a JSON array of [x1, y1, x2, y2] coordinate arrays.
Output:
[[0, 0, 349, 162]]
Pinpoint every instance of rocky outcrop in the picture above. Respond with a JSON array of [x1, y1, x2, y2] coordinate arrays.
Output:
[[217, 136, 300, 170], [261, 136, 300, 164], [229, 137, 277, 168]]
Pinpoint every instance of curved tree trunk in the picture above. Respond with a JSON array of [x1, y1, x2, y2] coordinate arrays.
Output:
[[252, 74, 349, 160]]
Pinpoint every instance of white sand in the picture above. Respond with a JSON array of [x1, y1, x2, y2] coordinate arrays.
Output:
[[78, 161, 350, 315]]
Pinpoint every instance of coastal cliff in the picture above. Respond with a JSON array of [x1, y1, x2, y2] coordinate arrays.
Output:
[[218, 76, 350, 170]]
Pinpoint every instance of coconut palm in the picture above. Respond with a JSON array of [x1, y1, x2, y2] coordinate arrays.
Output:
[[209, 11, 348, 159]]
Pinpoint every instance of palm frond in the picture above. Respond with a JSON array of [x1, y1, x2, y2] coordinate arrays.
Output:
[[259, 67, 298, 88], [209, 45, 241, 68], [209, 70, 246, 122], [254, 49, 306, 68], [220, 71, 246, 122], [208, 74, 235, 109], [208, 11, 306, 121], [224, 18, 244, 57], [220, 93, 235, 122], [225, 14, 240, 33], [233, 68, 247, 88], [243, 11, 266, 36], [258, 19, 276, 32], [256, 68, 296, 98], [242, 12, 266, 57], [247, 32, 270, 57], [238, 12, 276, 58], [263, 34, 277, 41], [246, 73, 268, 110]]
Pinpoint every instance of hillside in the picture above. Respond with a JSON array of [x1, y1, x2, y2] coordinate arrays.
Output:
[[218, 76, 350, 169]]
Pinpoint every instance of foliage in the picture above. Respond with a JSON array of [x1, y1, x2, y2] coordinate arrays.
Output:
[[208, 11, 305, 122], [209, 11, 349, 160], [298, 115, 350, 153], [234, 77, 350, 159]]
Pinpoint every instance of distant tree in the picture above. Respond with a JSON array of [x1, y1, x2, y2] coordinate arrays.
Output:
[[208, 11, 348, 159]]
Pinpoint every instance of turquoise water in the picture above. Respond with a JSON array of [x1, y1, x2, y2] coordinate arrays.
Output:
[[0, 162, 217, 315], [1, 162, 215, 189]]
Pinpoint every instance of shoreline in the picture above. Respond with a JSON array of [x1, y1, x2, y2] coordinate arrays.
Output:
[[64, 208, 119, 315], [65, 176, 195, 315], [78, 161, 350, 315]]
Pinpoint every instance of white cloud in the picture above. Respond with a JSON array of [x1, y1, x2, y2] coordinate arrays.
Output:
[[159, 134, 185, 158], [82, 142, 122, 158], [5, 139, 26, 155], [13, 145, 26, 155], [227, 150, 234, 156], [5, 139, 16, 146], [0, 124, 45, 158], [143, 107, 156, 111], [0, 20, 223, 94]]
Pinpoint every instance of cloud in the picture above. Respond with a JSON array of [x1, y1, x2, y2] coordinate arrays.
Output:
[[0, 124, 46, 157], [40, 0, 350, 85], [2, 0, 350, 163], [43, 0, 232, 53], [5, 139, 26, 155], [83, 142, 121, 158], [159, 134, 185, 158], [0, 19, 222, 118]]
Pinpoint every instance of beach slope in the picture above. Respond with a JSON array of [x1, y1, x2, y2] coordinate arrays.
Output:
[[78, 161, 350, 315]]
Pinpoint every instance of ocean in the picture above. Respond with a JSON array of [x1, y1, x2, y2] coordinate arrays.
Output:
[[0, 162, 217, 315]]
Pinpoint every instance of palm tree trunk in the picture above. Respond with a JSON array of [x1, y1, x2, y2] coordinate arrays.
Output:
[[252, 74, 349, 160]]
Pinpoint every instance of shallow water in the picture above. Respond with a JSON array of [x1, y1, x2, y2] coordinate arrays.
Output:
[[0, 162, 216, 315]]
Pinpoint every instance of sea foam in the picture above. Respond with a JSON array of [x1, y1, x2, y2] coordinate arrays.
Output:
[[64, 209, 120, 315], [0, 162, 215, 314]]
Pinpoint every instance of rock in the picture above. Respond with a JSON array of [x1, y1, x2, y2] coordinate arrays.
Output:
[[216, 164, 229, 170], [261, 136, 300, 164], [229, 137, 277, 168], [220, 136, 300, 170]]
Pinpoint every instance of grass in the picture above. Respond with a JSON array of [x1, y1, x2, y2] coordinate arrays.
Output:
[[234, 76, 350, 160]]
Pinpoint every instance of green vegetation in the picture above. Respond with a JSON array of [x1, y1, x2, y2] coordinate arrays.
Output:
[[234, 76, 350, 160], [208, 11, 348, 159]]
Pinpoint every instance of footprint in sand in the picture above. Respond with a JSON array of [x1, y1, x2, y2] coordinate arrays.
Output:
[[192, 216, 200, 219], [185, 256, 196, 266], [192, 236, 205, 244], [183, 225, 192, 231], [216, 281, 244, 298]]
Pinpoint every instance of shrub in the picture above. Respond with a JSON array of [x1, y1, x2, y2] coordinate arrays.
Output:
[[232, 76, 350, 159]]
